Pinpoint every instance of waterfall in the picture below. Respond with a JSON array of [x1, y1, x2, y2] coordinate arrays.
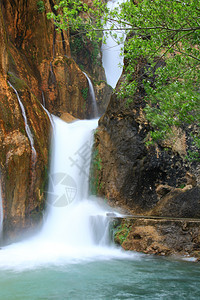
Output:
[[0, 116, 129, 270], [8, 82, 37, 162], [39, 116, 110, 247], [101, 0, 126, 88], [83, 72, 99, 118], [42, 91, 46, 107], [41, 92, 54, 128]]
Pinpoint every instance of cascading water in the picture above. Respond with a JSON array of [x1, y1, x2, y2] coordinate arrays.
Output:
[[0, 115, 129, 271], [42, 91, 46, 107], [8, 82, 37, 162], [83, 72, 99, 118], [101, 0, 126, 88], [41, 92, 54, 128]]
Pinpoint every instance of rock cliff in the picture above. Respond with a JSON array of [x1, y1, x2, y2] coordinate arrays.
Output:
[[1, 0, 93, 119], [91, 60, 199, 217], [90, 58, 200, 257], [0, 1, 52, 242], [0, 0, 109, 243]]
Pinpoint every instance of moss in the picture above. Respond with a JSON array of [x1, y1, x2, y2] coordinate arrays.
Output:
[[90, 147, 102, 195], [63, 56, 73, 66], [81, 87, 88, 101], [114, 221, 131, 245], [69, 29, 101, 68], [7, 50, 17, 71], [40, 164, 49, 195], [37, 1, 45, 13], [82, 102, 86, 110], [79, 64, 84, 71], [93, 148, 102, 171], [0, 97, 13, 131], [8, 72, 28, 91]]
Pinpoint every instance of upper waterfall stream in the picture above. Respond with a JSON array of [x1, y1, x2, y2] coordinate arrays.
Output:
[[102, 0, 126, 88], [8, 82, 37, 162], [83, 73, 99, 118]]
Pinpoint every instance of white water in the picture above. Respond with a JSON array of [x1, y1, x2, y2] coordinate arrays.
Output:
[[41, 91, 54, 128], [102, 0, 126, 88], [0, 116, 132, 271], [83, 72, 99, 118], [8, 82, 37, 161]]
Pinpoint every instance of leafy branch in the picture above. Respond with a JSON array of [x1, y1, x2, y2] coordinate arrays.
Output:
[[48, 0, 200, 160]]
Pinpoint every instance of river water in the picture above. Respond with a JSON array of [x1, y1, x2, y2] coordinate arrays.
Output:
[[0, 256, 200, 299]]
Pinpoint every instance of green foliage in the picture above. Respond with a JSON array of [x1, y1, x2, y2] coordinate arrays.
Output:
[[47, 0, 107, 40], [70, 31, 100, 65], [37, 1, 45, 13], [93, 149, 102, 171], [114, 222, 131, 245], [49, 0, 200, 159], [179, 184, 186, 189], [186, 150, 200, 162], [118, 0, 200, 159], [90, 148, 102, 195], [81, 87, 88, 100], [70, 35, 84, 54], [8, 72, 27, 90]]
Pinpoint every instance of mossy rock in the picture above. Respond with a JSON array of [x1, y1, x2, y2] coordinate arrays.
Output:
[[8, 72, 28, 91], [114, 221, 131, 246]]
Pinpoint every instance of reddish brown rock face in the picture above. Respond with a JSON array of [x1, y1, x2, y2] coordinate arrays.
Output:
[[0, 0, 80, 243], [0, 66, 51, 242], [1, 0, 91, 119], [0, 0, 110, 243]]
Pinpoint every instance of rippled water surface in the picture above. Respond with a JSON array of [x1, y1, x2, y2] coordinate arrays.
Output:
[[0, 255, 199, 300]]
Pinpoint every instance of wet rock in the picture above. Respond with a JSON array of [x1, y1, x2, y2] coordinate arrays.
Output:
[[60, 112, 77, 123], [106, 212, 117, 217], [113, 218, 200, 258]]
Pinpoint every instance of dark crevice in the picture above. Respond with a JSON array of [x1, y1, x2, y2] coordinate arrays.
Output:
[[53, 25, 56, 59], [61, 30, 66, 55], [49, 0, 57, 15]]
